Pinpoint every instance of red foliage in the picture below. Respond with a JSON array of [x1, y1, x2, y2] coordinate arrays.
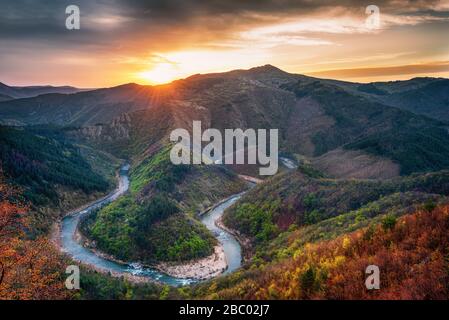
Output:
[[0, 171, 70, 300], [211, 206, 449, 300]]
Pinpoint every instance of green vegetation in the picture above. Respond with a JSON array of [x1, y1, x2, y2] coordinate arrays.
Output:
[[345, 127, 449, 175], [297, 162, 326, 179], [130, 145, 191, 194], [226, 202, 280, 243], [77, 268, 164, 300], [143, 215, 215, 262], [0, 126, 109, 205], [224, 170, 449, 246], [0, 125, 114, 236], [82, 193, 216, 262], [381, 214, 397, 230], [81, 196, 138, 261]]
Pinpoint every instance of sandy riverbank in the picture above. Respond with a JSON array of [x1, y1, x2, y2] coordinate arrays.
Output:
[[154, 246, 227, 280]]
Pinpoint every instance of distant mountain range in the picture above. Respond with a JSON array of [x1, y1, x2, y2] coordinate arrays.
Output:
[[1, 66, 448, 125], [1, 65, 449, 177], [0, 81, 86, 101]]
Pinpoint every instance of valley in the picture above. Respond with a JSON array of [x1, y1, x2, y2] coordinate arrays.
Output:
[[1, 65, 449, 300]]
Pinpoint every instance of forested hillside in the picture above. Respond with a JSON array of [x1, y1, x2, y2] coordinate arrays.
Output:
[[194, 205, 449, 299], [0, 125, 116, 235], [224, 169, 449, 248]]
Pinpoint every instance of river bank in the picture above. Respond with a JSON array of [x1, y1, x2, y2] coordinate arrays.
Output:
[[154, 246, 227, 280]]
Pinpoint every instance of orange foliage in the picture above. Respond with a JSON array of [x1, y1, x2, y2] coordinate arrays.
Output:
[[0, 171, 70, 300], [211, 206, 449, 300]]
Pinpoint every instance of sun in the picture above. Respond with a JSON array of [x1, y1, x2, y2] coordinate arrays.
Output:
[[137, 63, 182, 85]]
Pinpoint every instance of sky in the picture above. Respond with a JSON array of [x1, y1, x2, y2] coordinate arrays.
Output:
[[0, 0, 449, 87]]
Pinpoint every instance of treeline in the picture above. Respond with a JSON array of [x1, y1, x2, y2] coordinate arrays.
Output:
[[345, 126, 449, 175]]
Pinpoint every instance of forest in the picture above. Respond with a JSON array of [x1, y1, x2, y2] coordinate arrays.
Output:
[[192, 205, 449, 299]]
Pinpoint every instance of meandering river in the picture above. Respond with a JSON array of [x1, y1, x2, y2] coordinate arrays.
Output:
[[60, 165, 244, 286]]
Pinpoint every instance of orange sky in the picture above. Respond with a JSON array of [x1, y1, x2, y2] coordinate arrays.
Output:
[[1, 0, 449, 87]]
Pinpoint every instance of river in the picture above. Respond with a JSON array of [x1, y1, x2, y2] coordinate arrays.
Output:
[[60, 164, 244, 286]]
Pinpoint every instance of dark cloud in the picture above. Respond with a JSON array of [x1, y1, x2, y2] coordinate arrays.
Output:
[[0, 0, 445, 41], [115, 0, 444, 18]]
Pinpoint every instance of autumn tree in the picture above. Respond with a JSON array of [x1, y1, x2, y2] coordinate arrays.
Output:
[[0, 169, 70, 300]]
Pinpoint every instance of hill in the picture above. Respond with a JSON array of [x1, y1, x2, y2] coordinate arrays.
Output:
[[42, 66, 447, 178], [328, 77, 449, 121], [0, 125, 117, 235], [193, 205, 449, 299], [0, 82, 85, 99], [223, 168, 449, 248]]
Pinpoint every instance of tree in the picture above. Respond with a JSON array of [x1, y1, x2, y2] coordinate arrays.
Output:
[[0, 170, 26, 288], [381, 214, 397, 231]]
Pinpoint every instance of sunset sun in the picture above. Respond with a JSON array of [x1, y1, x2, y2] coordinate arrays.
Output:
[[137, 63, 182, 85]]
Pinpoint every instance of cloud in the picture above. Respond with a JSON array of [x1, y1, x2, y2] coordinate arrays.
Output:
[[307, 61, 449, 79], [1, 0, 447, 42]]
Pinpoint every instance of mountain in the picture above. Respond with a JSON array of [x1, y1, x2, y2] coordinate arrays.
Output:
[[327, 77, 449, 121], [60, 66, 449, 178], [223, 168, 449, 245], [0, 82, 86, 99], [194, 204, 449, 299], [0, 83, 158, 126]]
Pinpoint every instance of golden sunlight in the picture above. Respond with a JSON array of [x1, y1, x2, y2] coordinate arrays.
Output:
[[135, 49, 270, 85], [137, 62, 183, 85]]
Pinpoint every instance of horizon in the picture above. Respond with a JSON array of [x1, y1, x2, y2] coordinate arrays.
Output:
[[3, 64, 449, 89], [1, 1, 449, 87]]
